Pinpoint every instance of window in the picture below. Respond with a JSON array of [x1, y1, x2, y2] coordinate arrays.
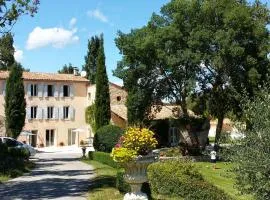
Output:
[[31, 84, 38, 96], [47, 85, 54, 97], [46, 129, 55, 146], [63, 85, 70, 97], [47, 106, 54, 119], [31, 106, 37, 119], [63, 106, 69, 119], [117, 96, 121, 102]]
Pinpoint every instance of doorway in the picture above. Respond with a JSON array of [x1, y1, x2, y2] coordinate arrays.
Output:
[[68, 129, 76, 146], [46, 129, 55, 147], [30, 130, 37, 147]]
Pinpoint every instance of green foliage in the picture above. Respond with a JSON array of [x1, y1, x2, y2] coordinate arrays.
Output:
[[5, 63, 26, 138], [149, 120, 170, 147], [90, 151, 119, 168], [230, 87, 270, 200], [93, 125, 124, 152], [0, 0, 39, 33], [116, 170, 131, 193], [148, 160, 231, 200], [95, 34, 111, 130], [0, 33, 14, 70], [85, 104, 96, 133], [88, 151, 93, 160], [83, 35, 100, 84], [58, 63, 74, 74]]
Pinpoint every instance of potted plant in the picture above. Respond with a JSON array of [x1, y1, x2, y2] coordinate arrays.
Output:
[[111, 127, 158, 200]]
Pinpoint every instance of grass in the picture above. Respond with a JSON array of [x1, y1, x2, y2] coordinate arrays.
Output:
[[82, 159, 124, 200], [194, 162, 254, 200], [0, 175, 10, 183]]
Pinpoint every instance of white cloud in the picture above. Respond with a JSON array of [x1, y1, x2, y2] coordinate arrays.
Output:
[[69, 17, 77, 28], [26, 27, 79, 50], [14, 46, 23, 62], [87, 9, 108, 23]]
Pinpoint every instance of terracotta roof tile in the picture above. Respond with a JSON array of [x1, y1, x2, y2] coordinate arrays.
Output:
[[0, 71, 89, 82]]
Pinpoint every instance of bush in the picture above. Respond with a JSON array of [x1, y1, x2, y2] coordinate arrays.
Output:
[[91, 151, 119, 168], [116, 170, 131, 193], [147, 160, 231, 200], [88, 151, 94, 160], [94, 125, 124, 152]]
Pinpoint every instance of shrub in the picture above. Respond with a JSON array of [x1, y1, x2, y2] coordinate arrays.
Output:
[[88, 151, 94, 160], [116, 170, 131, 193], [92, 151, 119, 168], [94, 125, 124, 152], [148, 160, 231, 200]]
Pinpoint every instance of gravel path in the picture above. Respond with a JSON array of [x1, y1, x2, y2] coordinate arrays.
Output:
[[0, 149, 95, 200]]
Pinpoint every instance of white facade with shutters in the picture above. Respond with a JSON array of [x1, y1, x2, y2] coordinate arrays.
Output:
[[0, 73, 89, 147]]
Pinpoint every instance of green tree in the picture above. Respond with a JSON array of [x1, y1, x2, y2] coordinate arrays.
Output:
[[95, 34, 111, 130], [83, 36, 100, 84], [0, 33, 15, 70], [0, 0, 39, 34], [231, 86, 270, 200], [5, 63, 26, 138], [58, 63, 75, 74]]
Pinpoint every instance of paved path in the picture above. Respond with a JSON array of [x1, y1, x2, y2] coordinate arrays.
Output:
[[0, 149, 95, 200]]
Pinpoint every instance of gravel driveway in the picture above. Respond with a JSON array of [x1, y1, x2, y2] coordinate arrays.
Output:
[[0, 148, 95, 200]]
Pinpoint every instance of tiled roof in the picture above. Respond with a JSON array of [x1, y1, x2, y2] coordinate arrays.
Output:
[[0, 71, 89, 82], [111, 104, 195, 121]]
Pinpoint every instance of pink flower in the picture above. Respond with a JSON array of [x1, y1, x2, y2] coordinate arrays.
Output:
[[115, 143, 121, 148]]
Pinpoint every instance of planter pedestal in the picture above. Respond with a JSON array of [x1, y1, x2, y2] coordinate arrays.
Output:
[[123, 155, 156, 200]]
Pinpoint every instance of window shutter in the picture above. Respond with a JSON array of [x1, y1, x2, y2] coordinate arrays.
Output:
[[27, 84, 31, 96], [38, 84, 43, 97], [43, 107, 48, 119], [59, 106, 64, 119], [53, 107, 59, 119], [43, 84, 48, 97], [54, 85, 59, 97], [26, 107, 31, 120], [69, 107, 75, 120], [60, 86, 64, 97], [3, 81, 6, 96], [70, 85, 74, 97], [37, 107, 43, 119]]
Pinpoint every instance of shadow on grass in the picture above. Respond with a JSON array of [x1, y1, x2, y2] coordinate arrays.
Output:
[[89, 175, 116, 190]]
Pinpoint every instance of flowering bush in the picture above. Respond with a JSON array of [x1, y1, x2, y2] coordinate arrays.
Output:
[[111, 127, 158, 163]]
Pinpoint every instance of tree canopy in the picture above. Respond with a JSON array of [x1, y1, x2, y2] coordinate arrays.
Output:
[[83, 35, 100, 84], [5, 63, 26, 138], [58, 63, 75, 74], [114, 0, 270, 143], [0, 33, 15, 70]]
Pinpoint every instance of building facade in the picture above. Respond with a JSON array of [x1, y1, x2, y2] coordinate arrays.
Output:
[[0, 71, 90, 147]]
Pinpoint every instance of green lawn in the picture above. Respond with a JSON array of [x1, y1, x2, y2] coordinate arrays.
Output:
[[82, 159, 124, 200], [194, 162, 254, 200]]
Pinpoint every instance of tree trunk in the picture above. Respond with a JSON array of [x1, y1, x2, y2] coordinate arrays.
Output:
[[215, 113, 224, 145]]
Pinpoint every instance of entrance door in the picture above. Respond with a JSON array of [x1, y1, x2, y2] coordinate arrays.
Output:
[[46, 129, 55, 146], [30, 130, 37, 147], [68, 129, 76, 146]]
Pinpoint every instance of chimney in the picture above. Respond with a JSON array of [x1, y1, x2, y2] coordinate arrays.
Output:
[[73, 67, 79, 76]]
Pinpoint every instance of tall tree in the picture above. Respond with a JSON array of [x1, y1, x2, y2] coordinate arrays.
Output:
[[83, 36, 100, 84], [5, 63, 26, 138], [95, 34, 111, 130], [0, 0, 39, 34], [0, 33, 15, 70], [58, 63, 75, 74]]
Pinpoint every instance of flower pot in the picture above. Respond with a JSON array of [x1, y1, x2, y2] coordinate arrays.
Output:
[[123, 154, 156, 200]]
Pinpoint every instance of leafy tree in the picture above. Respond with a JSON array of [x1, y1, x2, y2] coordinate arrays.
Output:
[[5, 63, 26, 138], [0, 0, 39, 34], [58, 63, 75, 74], [95, 34, 111, 130], [83, 36, 100, 84], [231, 86, 270, 200], [0, 33, 15, 70], [85, 104, 96, 133]]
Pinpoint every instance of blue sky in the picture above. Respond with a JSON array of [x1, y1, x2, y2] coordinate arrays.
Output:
[[11, 0, 269, 85], [12, 0, 170, 85]]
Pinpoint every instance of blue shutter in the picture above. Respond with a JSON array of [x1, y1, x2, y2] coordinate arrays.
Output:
[[54, 85, 59, 97], [27, 84, 31, 96], [60, 86, 64, 97], [53, 107, 59, 119], [38, 84, 43, 97], [43, 84, 48, 97], [70, 85, 74, 97]]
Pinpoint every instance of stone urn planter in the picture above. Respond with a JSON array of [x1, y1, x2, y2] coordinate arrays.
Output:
[[123, 154, 157, 200]]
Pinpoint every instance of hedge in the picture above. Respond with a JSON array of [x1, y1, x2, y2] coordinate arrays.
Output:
[[147, 160, 232, 200]]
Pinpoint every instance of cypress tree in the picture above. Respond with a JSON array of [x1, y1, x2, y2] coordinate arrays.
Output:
[[5, 63, 26, 138], [95, 34, 111, 130], [83, 36, 100, 84]]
